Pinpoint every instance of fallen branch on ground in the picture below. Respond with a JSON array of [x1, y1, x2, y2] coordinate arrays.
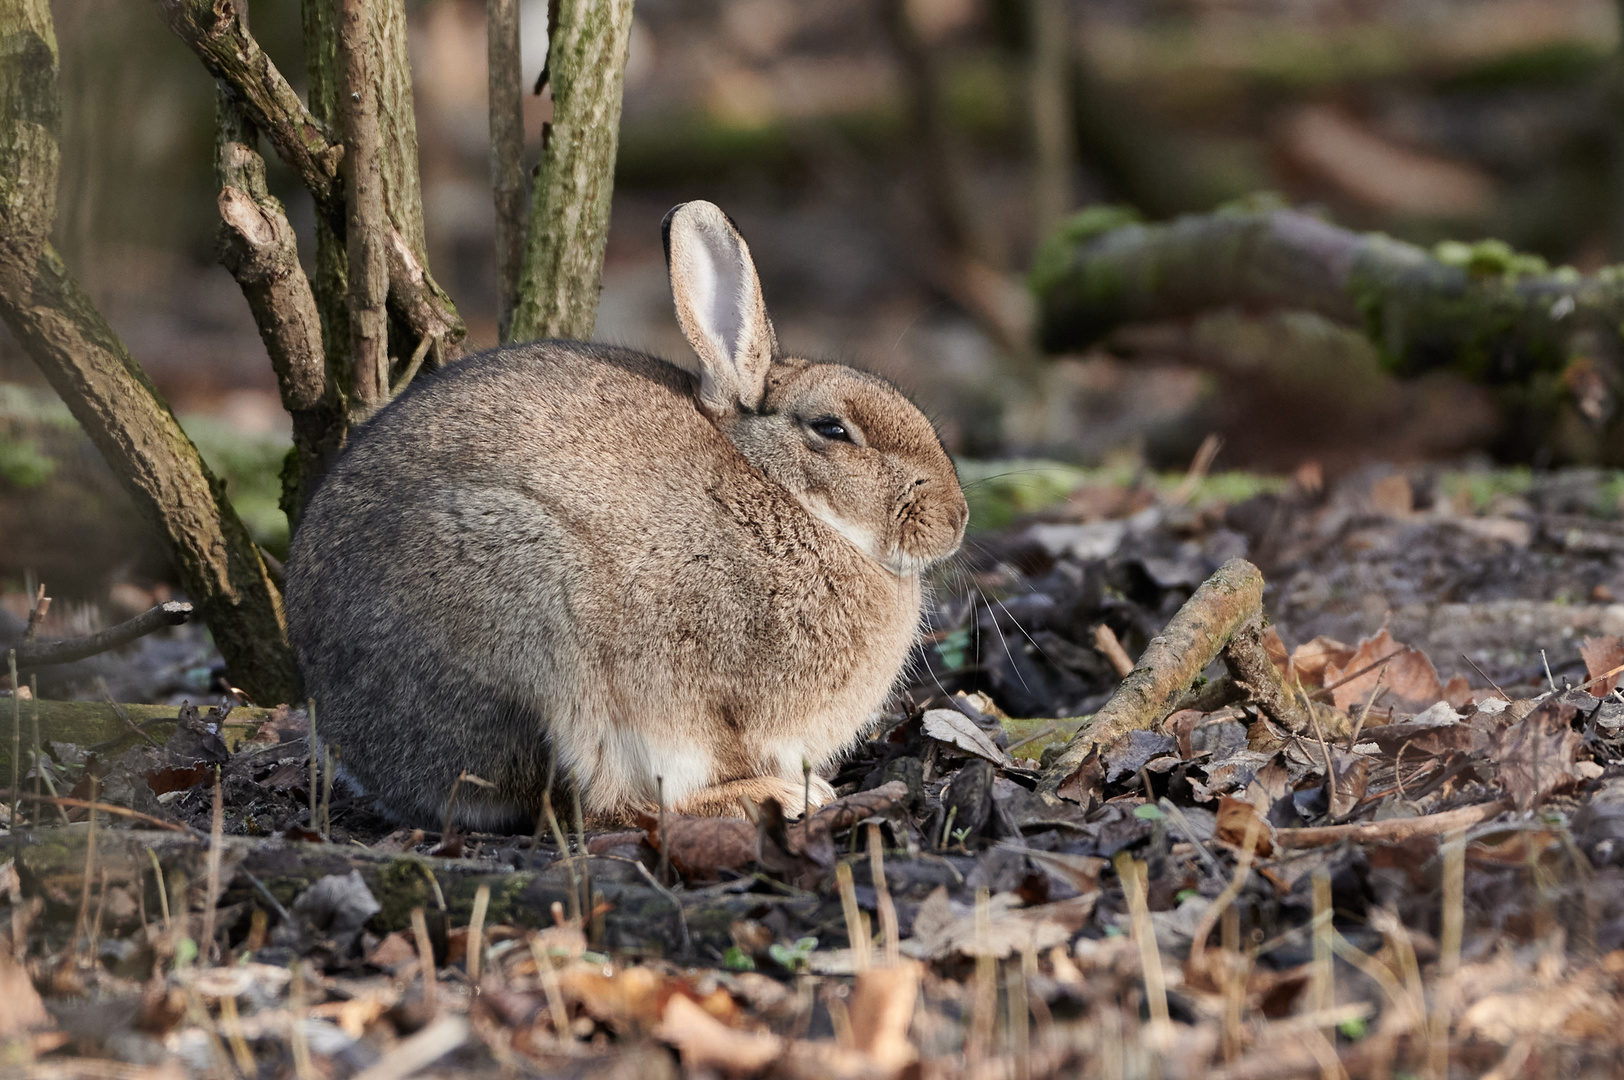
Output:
[[1273, 800, 1508, 849], [1032, 206, 1603, 384], [1039, 558, 1264, 799]]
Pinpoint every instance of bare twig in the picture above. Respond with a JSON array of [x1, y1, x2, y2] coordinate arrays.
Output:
[[1275, 800, 1507, 850], [16, 602, 193, 669], [487, 0, 527, 340], [22, 584, 49, 644], [411, 906, 438, 1014], [1092, 624, 1135, 678]]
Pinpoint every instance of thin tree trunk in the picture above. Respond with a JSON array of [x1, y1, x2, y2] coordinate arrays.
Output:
[[338, 0, 389, 415], [0, 0, 295, 703], [1026, 0, 1075, 240], [488, 0, 527, 341], [509, 0, 635, 343]]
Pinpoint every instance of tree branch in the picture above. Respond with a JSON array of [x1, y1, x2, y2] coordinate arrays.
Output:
[[214, 91, 344, 513], [1039, 559, 1264, 800], [153, 0, 466, 362], [509, 0, 634, 343], [487, 0, 526, 340], [17, 602, 193, 668], [0, 0, 294, 703], [1031, 206, 1601, 383], [338, 0, 389, 414]]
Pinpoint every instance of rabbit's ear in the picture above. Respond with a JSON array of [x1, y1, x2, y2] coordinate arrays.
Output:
[[663, 201, 778, 417]]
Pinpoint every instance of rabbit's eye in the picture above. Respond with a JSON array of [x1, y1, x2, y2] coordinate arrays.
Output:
[[809, 418, 852, 442]]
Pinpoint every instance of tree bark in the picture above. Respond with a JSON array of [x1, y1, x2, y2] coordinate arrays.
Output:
[[1039, 559, 1264, 800], [214, 91, 343, 518], [487, 0, 527, 341], [154, 0, 466, 370], [508, 0, 635, 344], [1031, 206, 1601, 384], [337, 0, 389, 416], [0, 0, 295, 704]]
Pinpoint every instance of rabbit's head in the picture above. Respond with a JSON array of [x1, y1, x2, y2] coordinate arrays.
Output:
[[663, 201, 968, 576]]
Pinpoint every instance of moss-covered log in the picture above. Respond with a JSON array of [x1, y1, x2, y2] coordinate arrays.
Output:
[[16, 827, 803, 959], [0, 701, 274, 779], [1031, 206, 1611, 383]]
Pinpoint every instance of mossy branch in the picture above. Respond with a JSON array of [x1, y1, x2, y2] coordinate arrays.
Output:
[[1032, 206, 1606, 384], [509, 0, 635, 343]]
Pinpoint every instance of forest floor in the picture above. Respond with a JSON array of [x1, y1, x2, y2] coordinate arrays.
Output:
[[5, 460, 1624, 1078]]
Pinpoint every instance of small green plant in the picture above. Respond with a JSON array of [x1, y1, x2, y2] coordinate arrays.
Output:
[[1133, 804, 1166, 821], [767, 936, 818, 972], [172, 936, 198, 970], [934, 628, 971, 671], [1338, 1016, 1368, 1041], [722, 945, 756, 972]]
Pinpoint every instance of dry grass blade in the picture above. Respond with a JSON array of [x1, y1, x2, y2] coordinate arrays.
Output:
[[467, 883, 490, 984], [411, 907, 437, 1015], [836, 861, 870, 972], [868, 823, 900, 966], [1428, 829, 1466, 1079], [200, 766, 224, 963], [1115, 851, 1170, 1039]]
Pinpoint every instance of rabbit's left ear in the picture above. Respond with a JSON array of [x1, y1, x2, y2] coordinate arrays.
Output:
[[663, 201, 778, 417]]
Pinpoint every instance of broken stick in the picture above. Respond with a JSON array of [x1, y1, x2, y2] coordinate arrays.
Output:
[[1039, 558, 1264, 800], [14, 601, 193, 668]]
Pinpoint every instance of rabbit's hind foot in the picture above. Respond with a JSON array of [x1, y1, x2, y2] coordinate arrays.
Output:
[[673, 774, 836, 820]]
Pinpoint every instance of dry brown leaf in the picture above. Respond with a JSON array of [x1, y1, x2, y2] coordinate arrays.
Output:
[[1323, 629, 1442, 712], [562, 965, 739, 1033], [1581, 635, 1624, 693], [0, 949, 48, 1038], [365, 930, 419, 971], [1489, 700, 1586, 812], [655, 992, 783, 1075], [1215, 795, 1275, 858], [1260, 626, 1290, 679], [1443, 673, 1474, 710], [903, 886, 1089, 960], [1055, 742, 1103, 806], [1288, 636, 1354, 689], [920, 708, 1017, 768], [637, 813, 756, 879], [848, 962, 921, 1070]]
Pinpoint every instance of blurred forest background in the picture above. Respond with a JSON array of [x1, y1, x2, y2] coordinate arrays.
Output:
[[1, 0, 1618, 600]]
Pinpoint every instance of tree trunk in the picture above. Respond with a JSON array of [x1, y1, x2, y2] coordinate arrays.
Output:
[[0, 0, 295, 704], [1031, 206, 1601, 384], [487, 0, 527, 341], [337, 0, 390, 417], [508, 0, 635, 344]]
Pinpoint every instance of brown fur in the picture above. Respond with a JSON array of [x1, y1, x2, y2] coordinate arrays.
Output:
[[284, 202, 967, 828]]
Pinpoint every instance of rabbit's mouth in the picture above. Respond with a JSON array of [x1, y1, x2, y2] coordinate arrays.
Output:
[[802, 495, 959, 577]]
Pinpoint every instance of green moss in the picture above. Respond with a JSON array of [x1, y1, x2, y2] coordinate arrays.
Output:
[[180, 413, 292, 554], [0, 437, 55, 487], [1439, 42, 1610, 92], [1028, 205, 1143, 299], [1432, 238, 1549, 280]]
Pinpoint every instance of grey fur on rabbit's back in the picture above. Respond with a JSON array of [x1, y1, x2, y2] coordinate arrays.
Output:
[[285, 201, 968, 830]]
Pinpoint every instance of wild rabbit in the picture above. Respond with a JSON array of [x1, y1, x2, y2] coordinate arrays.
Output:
[[284, 201, 968, 830]]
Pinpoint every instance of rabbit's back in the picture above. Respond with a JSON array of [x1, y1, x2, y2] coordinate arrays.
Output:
[[287, 342, 919, 828]]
